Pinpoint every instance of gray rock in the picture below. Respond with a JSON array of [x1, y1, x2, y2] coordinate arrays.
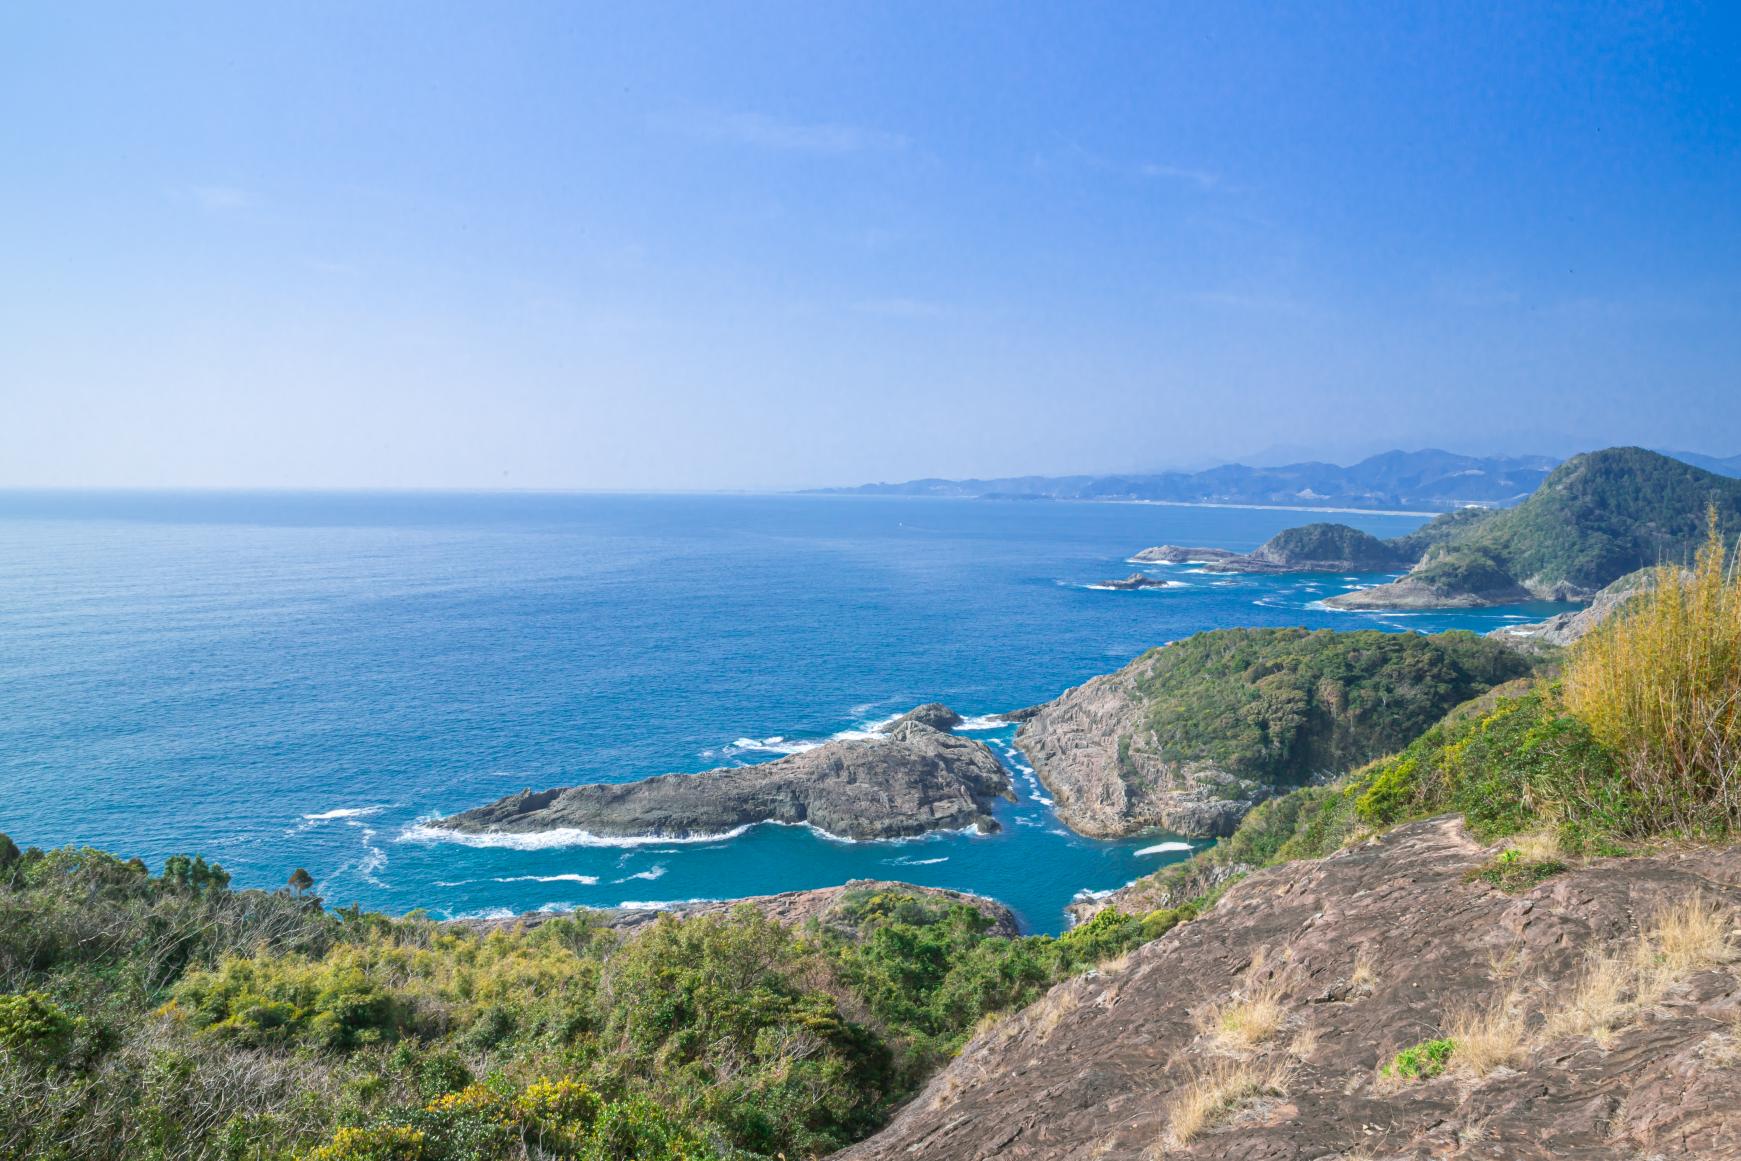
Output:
[[432, 720, 1014, 843], [1095, 573, 1177, 590], [1013, 655, 1274, 840], [883, 702, 963, 732], [1129, 545, 1240, 564]]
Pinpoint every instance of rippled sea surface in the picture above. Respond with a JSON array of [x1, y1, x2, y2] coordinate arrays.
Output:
[[0, 491, 1567, 932]]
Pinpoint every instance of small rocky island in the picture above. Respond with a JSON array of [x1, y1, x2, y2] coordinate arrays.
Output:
[[1094, 572, 1178, 590], [433, 708, 1013, 843]]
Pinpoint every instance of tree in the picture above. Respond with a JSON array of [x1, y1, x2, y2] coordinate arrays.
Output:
[[288, 867, 314, 896]]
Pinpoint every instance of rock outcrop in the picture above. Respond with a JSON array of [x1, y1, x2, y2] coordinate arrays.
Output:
[[1095, 573, 1178, 590], [1489, 567, 1659, 647], [1012, 652, 1272, 839], [1130, 545, 1241, 565], [434, 719, 1013, 843], [1012, 629, 1530, 840], [839, 817, 1741, 1160], [460, 878, 1021, 939], [885, 702, 965, 732]]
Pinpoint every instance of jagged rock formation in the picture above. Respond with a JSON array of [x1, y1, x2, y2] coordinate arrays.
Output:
[[1490, 567, 1659, 646], [1012, 653, 1267, 838], [838, 817, 1741, 1160], [1012, 628, 1532, 839], [460, 878, 1021, 938], [434, 718, 1014, 843], [886, 702, 965, 732]]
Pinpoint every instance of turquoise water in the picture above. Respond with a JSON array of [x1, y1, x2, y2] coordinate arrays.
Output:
[[0, 492, 1568, 933]]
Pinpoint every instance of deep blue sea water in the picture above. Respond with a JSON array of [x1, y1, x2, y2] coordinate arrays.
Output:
[[0, 492, 1570, 933]]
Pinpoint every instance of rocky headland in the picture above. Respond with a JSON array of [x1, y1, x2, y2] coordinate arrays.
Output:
[[839, 816, 1741, 1160], [433, 712, 1013, 843], [1328, 448, 1741, 610], [1011, 627, 1532, 840]]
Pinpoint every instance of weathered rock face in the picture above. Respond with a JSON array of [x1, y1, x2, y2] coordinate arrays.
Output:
[[838, 817, 1741, 1161], [1324, 567, 1533, 610], [435, 720, 1014, 843], [1013, 654, 1270, 839], [1490, 567, 1658, 647], [1130, 546, 1242, 565], [459, 878, 1021, 939], [886, 702, 965, 732]]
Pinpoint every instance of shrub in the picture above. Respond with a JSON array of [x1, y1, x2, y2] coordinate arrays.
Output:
[[0, 991, 78, 1065], [1382, 1037, 1454, 1080]]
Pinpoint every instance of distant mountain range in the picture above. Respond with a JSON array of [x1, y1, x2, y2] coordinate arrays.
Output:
[[811, 448, 1741, 512]]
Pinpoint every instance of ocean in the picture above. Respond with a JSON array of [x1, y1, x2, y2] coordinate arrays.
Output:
[[0, 491, 1568, 933]]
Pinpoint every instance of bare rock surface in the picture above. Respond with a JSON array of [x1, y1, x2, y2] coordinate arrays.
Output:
[[459, 878, 1021, 939], [1489, 567, 1661, 647], [1013, 653, 1269, 839], [434, 718, 1014, 843], [837, 817, 1741, 1160], [1131, 546, 1243, 565]]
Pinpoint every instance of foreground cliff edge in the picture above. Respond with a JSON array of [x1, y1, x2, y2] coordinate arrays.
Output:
[[432, 707, 1015, 842], [837, 817, 1741, 1160]]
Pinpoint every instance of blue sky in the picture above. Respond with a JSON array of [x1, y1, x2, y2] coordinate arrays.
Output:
[[3, 2, 1737, 489]]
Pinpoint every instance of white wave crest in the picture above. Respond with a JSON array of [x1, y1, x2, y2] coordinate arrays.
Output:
[[887, 856, 949, 866], [1135, 841, 1194, 856], [303, 806, 383, 821], [954, 714, 1008, 731], [616, 864, 667, 882], [616, 897, 719, 911], [494, 873, 601, 885], [399, 822, 753, 850]]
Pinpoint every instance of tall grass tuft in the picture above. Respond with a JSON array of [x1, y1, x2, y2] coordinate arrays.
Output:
[[1565, 512, 1741, 834]]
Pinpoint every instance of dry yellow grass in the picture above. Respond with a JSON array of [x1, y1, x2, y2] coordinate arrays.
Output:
[[1446, 993, 1527, 1075], [1210, 985, 1285, 1049], [1152, 1059, 1290, 1153], [1542, 950, 1634, 1048], [1349, 950, 1377, 993], [1504, 829, 1563, 863], [1287, 1024, 1319, 1061], [1539, 893, 1736, 1051], [1030, 985, 1081, 1043], [1646, 891, 1736, 981], [1565, 516, 1741, 833]]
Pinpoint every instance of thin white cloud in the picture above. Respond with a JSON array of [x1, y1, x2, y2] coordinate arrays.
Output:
[[185, 184, 254, 212], [853, 297, 949, 319], [654, 110, 908, 155], [1137, 162, 1222, 190]]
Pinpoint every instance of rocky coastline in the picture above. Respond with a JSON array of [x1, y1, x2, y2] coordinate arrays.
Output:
[[432, 710, 1014, 844]]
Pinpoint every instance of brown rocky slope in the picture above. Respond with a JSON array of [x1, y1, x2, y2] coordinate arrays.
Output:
[[837, 817, 1741, 1160]]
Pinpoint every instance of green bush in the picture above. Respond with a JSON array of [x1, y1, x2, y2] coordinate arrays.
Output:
[[1382, 1037, 1454, 1080], [0, 990, 78, 1064]]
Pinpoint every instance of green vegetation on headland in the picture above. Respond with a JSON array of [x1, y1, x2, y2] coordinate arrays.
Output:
[[1326, 448, 1741, 607], [1126, 626, 1534, 787], [1103, 520, 1741, 920], [0, 843, 1179, 1160]]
